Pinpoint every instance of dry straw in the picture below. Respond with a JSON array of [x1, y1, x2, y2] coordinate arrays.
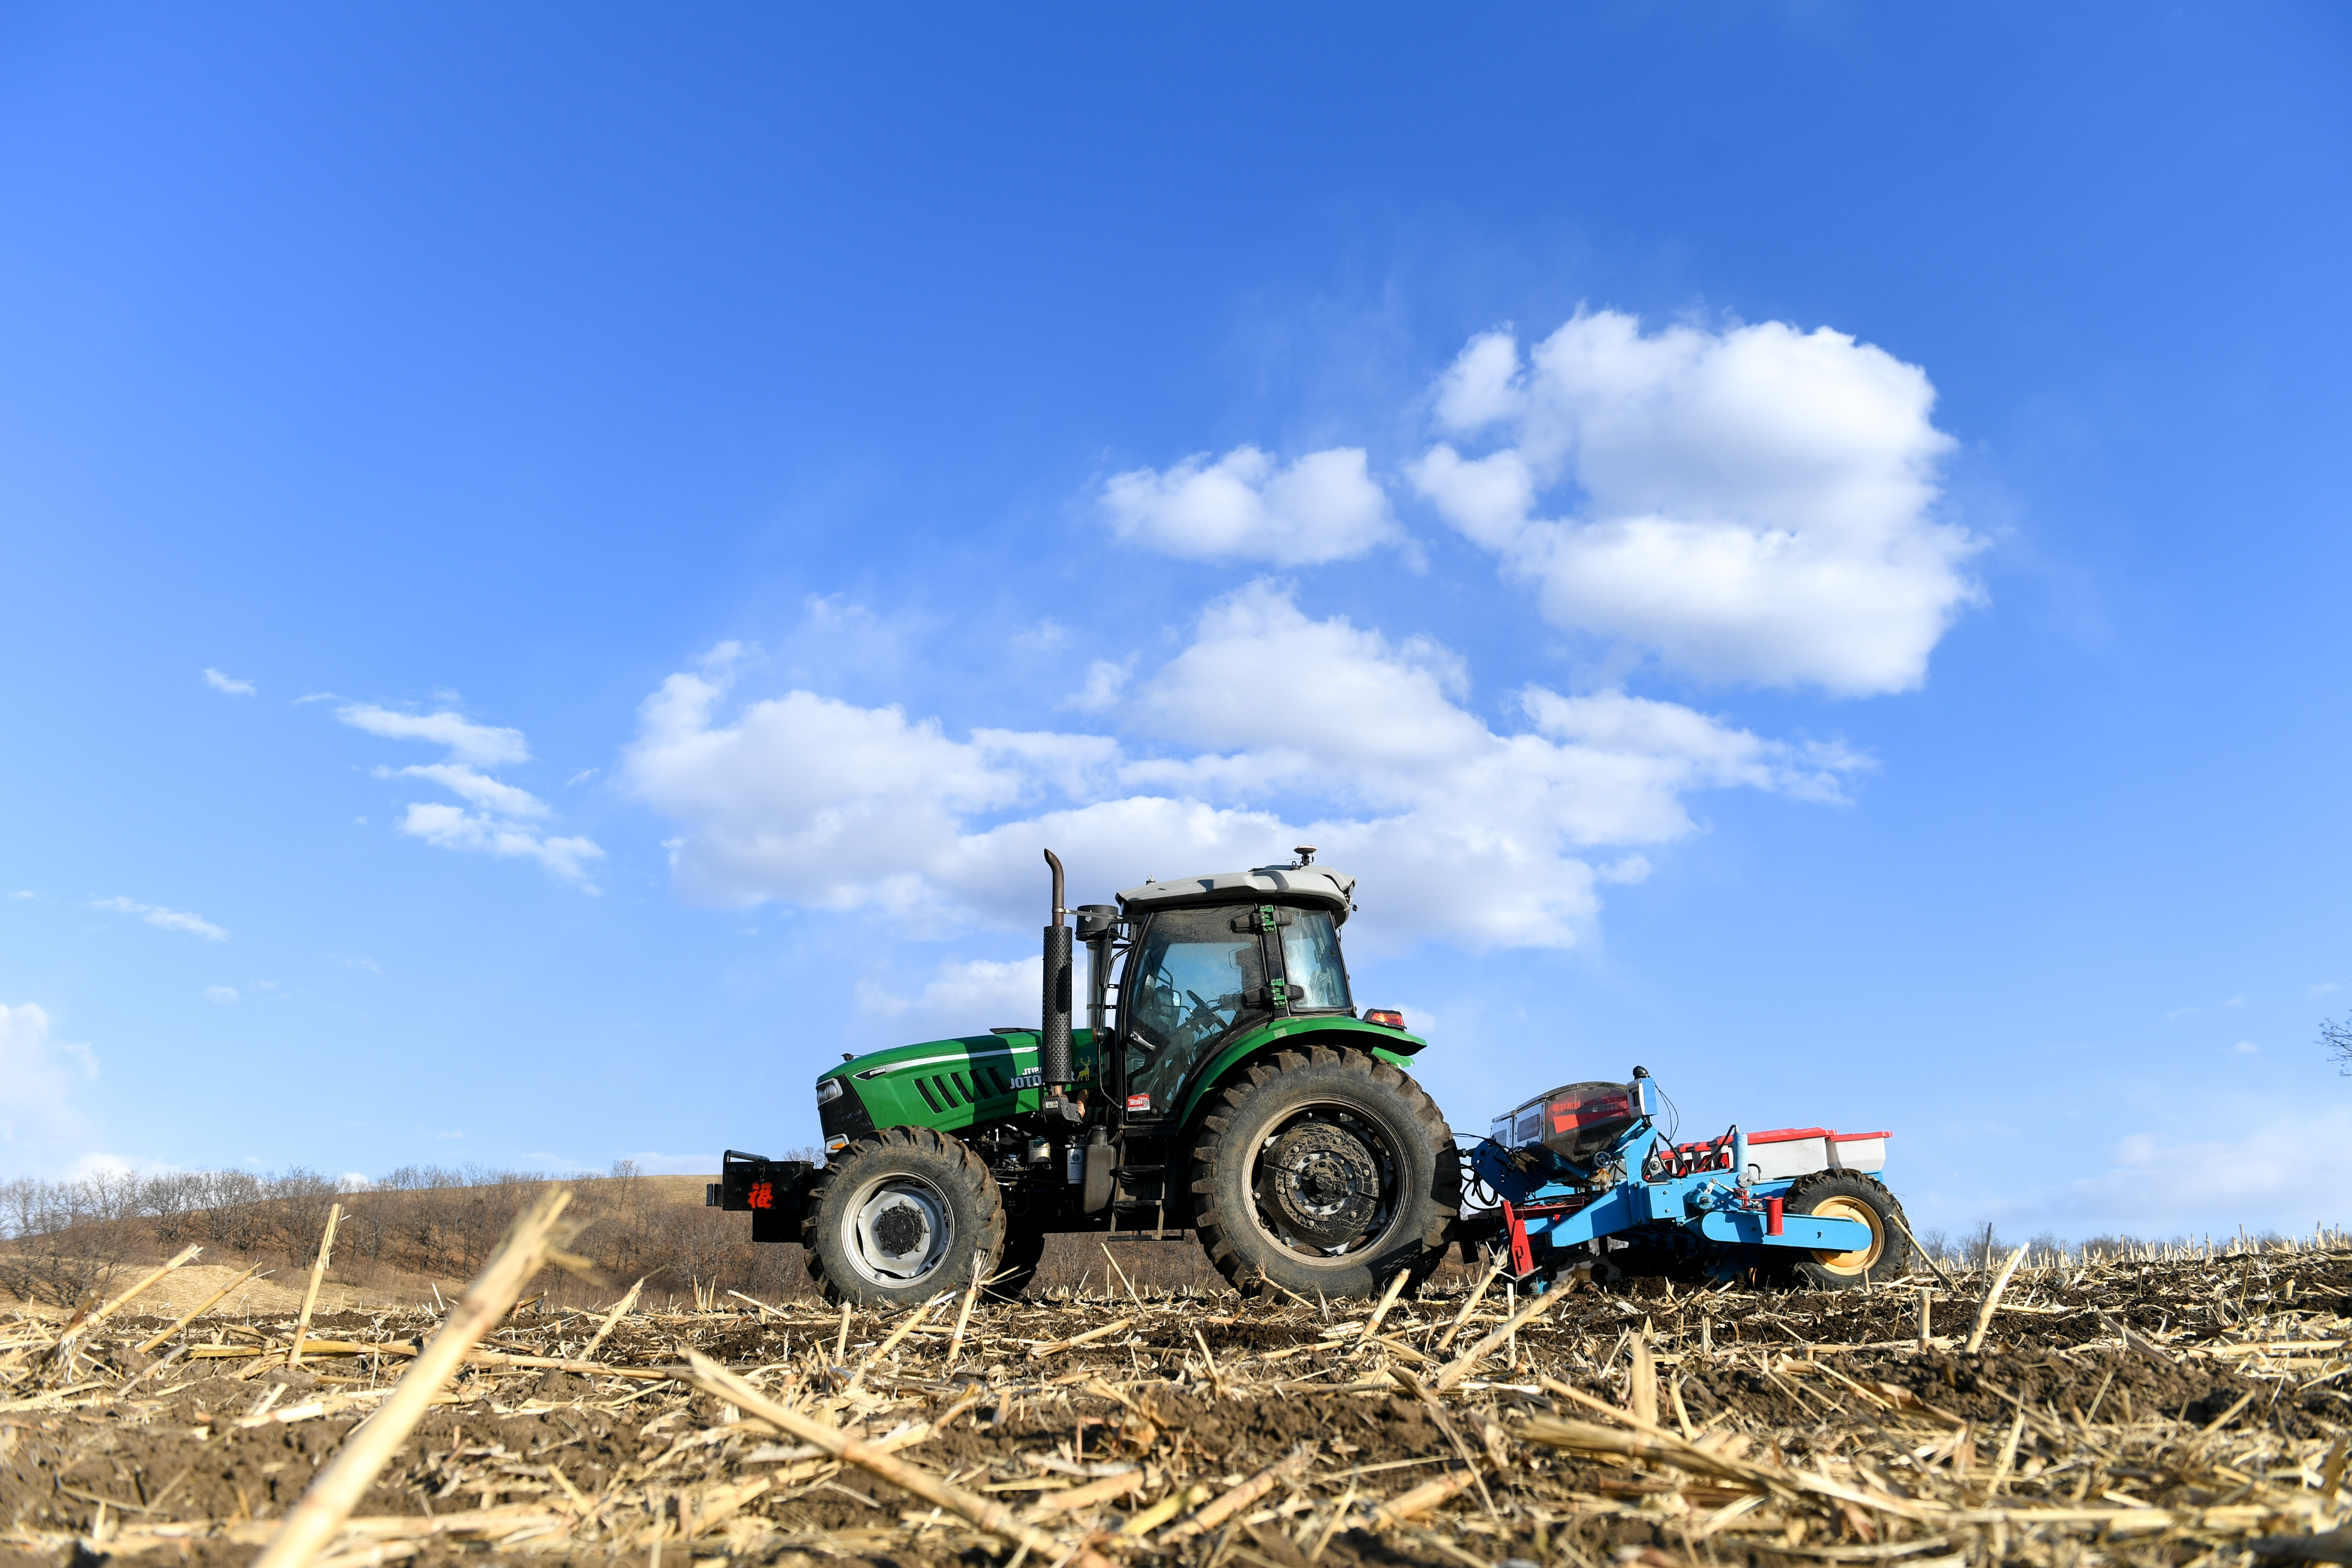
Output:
[[6, 1220, 2352, 1566]]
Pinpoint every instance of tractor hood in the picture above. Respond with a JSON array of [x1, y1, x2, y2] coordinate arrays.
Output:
[[823, 1028, 1095, 1094], [1117, 863, 1357, 925], [816, 1028, 1098, 1149]]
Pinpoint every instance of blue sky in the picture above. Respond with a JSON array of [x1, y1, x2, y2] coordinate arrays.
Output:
[[3, 5, 2348, 1243]]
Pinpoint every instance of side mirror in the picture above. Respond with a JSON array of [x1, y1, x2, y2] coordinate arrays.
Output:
[[1074, 904, 1121, 941]]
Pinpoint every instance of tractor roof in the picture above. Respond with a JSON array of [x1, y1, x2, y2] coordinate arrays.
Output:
[[1116, 863, 1357, 924]]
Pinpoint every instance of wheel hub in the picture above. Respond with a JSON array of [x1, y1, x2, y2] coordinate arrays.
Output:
[[851, 1181, 950, 1283], [1258, 1121, 1380, 1248], [1808, 1195, 1884, 1275], [871, 1202, 925, 1257]]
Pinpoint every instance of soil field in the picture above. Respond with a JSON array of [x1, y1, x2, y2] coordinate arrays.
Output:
[[7, 1241, 2352, 1568]]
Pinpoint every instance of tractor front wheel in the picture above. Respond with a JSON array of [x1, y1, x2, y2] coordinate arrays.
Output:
[[1783, 1171, 1910, 1290], [803, 1126, 1008, 1308], [1191, 1046, 1458, 1300]]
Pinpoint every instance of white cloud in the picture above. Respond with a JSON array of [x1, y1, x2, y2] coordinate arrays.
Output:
[[93, 896, 228, 941], [379, 763, 549, 819], [2233, 1040, 2259, 1054], [1063, 657, 1134, 713], [625, 582, 1865, 949], [336, 704, 602, 887], [2314, 982, 2341, 998], [1102, 446, 1402, 565], [397, 804, 605, 885], [335, 705, 529, 767], [858, 955, 1043, 1035], [0, 1003, 98, 1145], [203, 668, 256, 696], [2024, 1105, 2352, 1235], [625, 674, 1055, 924], [1520, 688, 1865, 805], [202, 985, 240, 1005], [1412, 312, 1978, 695], [1012, 620, 1069, 653]]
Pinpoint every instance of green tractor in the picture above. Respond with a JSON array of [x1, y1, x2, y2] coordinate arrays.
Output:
[[712, 848, 1459, 1305]]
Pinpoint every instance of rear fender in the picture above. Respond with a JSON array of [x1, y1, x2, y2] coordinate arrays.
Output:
[[1174, 1017, 1424, 1129]]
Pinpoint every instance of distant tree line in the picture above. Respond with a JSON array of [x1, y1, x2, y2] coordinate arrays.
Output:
[[1904, 1220, 2309, 1272], [3, 1156, 2313, 1311], [0, 1155, 824, 1309]]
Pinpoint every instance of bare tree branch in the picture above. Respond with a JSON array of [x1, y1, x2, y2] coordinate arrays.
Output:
[[2324, 1015, 2352, 1075]]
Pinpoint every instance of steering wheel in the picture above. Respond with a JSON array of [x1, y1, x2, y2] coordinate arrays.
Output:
[[1171, 988, 1231, 1049]]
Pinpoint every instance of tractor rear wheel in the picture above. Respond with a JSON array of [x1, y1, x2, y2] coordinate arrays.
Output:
[[803, 1126, 1008, 1308], [1783, 1171, 1910, 1290], [1191, 1046, 1458, 1300]]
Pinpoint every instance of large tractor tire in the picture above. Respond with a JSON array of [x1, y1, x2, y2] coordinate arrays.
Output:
[[1191, 1046, 1458, 1300], [1783, 1171, 1910, 1290], [987, 1224, 1048, 1303], [804, 1126, 1008, 1308]]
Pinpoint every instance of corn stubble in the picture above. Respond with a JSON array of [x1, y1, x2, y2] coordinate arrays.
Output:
[[7, 1223, 2352, 1568]]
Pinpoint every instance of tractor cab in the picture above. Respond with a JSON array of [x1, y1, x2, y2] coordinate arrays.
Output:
[[1103, 856, 1361, 1120]]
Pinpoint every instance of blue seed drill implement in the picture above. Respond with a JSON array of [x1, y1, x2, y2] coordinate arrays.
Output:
[[1461, 1067, 1910, 1290]]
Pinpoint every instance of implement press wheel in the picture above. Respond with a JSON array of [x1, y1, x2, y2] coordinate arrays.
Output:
[[1783, 1171, 1910, 1290]]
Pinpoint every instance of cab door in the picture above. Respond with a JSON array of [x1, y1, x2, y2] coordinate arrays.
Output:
[[1116, 906, 1274, 1120]]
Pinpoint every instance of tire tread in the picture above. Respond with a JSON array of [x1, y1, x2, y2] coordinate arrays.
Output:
[[1190, 1046, 1458, 1300], [803, 1126, 1007, 1307], [1783, 1170, 1909, 1291]]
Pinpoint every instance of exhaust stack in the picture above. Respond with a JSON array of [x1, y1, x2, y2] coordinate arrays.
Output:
[[1040, 848, 1073, 1086]]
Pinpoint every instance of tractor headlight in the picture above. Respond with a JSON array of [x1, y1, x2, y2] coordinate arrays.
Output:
[[816, 1077, 845, 1104]]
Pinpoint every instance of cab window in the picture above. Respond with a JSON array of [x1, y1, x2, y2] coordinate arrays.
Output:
[[1279, 910, 1352, 1012], [1122, 908, 1266, 1112]]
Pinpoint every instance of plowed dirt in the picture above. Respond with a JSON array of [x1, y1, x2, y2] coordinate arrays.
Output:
[[7, 1243, 2352, 1568]]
